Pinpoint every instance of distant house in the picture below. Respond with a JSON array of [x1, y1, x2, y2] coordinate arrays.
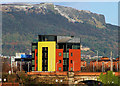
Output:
[[90, 57, 119, 72]]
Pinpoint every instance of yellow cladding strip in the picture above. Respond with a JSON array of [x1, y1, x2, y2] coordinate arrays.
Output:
[[38, 41, 56, 71]]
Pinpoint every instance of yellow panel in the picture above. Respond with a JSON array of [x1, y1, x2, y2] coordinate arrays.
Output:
[[38, 41, 56, 71]]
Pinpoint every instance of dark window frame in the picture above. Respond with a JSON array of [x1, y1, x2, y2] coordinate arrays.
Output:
[[59, 60, 61, 63], [59, 67, 61, 71], [71, 53, 73, 56]]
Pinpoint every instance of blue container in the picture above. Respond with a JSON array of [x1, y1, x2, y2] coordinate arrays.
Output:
[[21, 55, 32, 58], [21, 55, 26, 58]]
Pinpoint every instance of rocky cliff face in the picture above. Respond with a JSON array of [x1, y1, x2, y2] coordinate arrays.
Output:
[[55, 5, 106, 28], [2, 3, 106, 28]]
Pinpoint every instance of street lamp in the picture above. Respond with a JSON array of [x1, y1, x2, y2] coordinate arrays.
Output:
[[60, 80, 63, 82], [56, 79, 58, 82], [4, 79, 6, 82]]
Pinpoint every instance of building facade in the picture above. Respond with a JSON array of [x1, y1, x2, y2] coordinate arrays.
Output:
[[90, 57, 119, 72], [31, 35, 81, 72]]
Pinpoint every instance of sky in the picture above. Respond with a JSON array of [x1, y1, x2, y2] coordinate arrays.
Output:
[[0, 1, 119, 26]]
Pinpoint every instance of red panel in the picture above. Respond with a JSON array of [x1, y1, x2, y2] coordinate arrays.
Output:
[[56, 49, 63, 72], [35, 49, 37, 71], [69, 49, 81, 71]]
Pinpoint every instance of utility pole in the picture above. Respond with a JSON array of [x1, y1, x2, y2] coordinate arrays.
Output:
[[102, 62, 104, 72], [110, 51, 113, 71]]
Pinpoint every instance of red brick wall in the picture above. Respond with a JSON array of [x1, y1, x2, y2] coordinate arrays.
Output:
[[69, 49, 81, 71], [56, 49, 63, 71]]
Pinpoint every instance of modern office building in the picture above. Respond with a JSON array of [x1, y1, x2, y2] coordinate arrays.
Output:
[[31, 35, 81, 72]]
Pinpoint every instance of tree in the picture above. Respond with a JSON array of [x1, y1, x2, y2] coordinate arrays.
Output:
[[99, 71, 119, 85]]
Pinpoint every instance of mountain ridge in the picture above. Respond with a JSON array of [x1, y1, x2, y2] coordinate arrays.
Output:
[[2, 3, 106, 28], [2, 3, 118, 57]]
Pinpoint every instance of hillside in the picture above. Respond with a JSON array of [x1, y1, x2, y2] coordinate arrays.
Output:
[[2, 3, 118, 57]]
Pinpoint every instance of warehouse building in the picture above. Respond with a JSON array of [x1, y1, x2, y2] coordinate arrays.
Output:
[[31, 35, 81, 72]]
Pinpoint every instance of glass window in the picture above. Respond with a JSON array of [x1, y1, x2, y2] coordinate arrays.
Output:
[[67, 53, 69, 58], [67, 44, 72, 50], [71, 53, 73, 56], [32, 60, 35, 65], [59, 53, 62, 56], [32, 67, 35, 71], [59, 67, 61, 71], [71, 60, 72, 64], [71, 67, 73, 71], [45, 53, 48, 58], [63, 60, 65, 65], [72, 44, 80, 49], [63, 53, 66, 58], [58, 44, 64, 49], [32, 46, 37, 51], [59, 60, 61, 63], [42, 47, 48, 51], [32, 53, 35, 58], [63, 60, 67, 65]]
